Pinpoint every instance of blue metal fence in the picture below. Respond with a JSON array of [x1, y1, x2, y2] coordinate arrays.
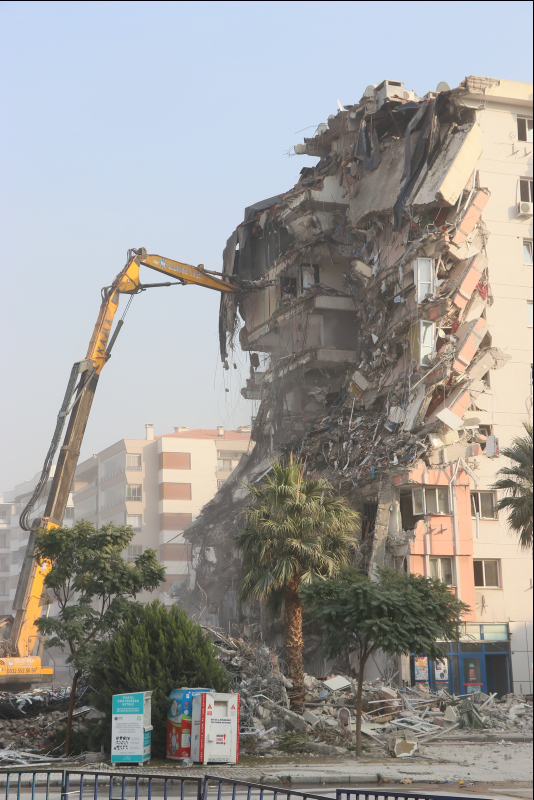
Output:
[[0, 770, 492, 800], [336, 790, 490, 800], [203, 775, 331, 800], [0, 771, 202, 800]]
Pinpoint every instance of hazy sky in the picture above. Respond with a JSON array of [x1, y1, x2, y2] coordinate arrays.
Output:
[[1, 0, 532, 493]]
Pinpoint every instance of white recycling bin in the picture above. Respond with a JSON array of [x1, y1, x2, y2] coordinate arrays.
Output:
[[190, 692, 240, 764]]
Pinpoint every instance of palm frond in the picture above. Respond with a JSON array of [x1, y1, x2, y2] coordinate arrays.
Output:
[[491, 421, 533, 550]]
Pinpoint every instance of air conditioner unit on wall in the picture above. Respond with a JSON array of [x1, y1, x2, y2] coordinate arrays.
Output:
[[517, 201, 534, 217]]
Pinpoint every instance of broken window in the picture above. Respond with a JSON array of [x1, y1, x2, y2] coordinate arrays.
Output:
[[470, 491, 496, 519], [126, 484, 142, 502], [301, 264, 320, 290], [409, 320, 436, 366], [517, 117, 533, 143], [519, 178, 534, 203], [359, 499, 378, 538], [474, 559, 500, 587], [126, 453, 142, 471], [430, 557, 454, 585], [523, 240, 533, 265], [280, 277, 297, 298], [412, 487, 450, 516], [415, 257, 435, 303]]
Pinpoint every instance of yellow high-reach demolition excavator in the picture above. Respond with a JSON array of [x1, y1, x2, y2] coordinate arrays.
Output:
[[0, 248, 237, 687]]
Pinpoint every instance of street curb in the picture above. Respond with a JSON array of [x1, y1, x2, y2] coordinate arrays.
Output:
[[276, 774, 379, 786], [427, 735, 533, 743]]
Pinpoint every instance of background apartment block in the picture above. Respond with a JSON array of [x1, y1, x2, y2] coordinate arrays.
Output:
[[73, 425, 251, 601]]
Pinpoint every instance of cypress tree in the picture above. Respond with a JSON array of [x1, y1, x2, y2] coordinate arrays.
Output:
[[91, 601, 230, 757]]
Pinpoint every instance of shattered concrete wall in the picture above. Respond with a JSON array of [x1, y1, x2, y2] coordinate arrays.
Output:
[[178, 76, 526, 669]]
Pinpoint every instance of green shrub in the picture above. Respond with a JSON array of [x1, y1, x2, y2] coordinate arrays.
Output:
[[90, 601, 230, 757]]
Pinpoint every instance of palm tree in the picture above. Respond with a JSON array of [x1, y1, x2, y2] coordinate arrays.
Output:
[[236, 453, 360, 709], [491, 421, 533, 549]]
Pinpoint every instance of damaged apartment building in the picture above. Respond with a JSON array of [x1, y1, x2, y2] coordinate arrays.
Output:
[[179, 76, 533, 697]]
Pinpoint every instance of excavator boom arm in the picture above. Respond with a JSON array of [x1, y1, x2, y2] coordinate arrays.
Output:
[[4, 248, 237, 680]]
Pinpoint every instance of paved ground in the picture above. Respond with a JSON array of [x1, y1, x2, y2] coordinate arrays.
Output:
[[1, 741, 531, 795]]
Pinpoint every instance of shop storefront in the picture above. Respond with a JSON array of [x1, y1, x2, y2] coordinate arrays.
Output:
[[410, 623, 512, 698]]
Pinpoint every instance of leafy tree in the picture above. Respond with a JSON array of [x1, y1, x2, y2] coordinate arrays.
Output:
[[301, 567, 469, 755], [34, 521, 165, 755], [236, 454, 359, 709], [91, 601, 230, 757], [491, 421, 533, 549]]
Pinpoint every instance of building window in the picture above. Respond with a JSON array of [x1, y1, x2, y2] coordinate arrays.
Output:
[[524, 240, 533, 265], [126, 514, 142, 531], [474, 559, 500, 588], [520, 178, 533, 203], [75, 493, 99, 517], [124, 545, 143, 562], [217, 459, 233, 471], [415, 257, 435, 303], [101, 451, 126, 480], [126, 484, 142, 502], [217, 479, 224, 488], [0, 534, 7, 548], [429, 557, 454, 585], [0, 580, 6, 596], [528, 301, 533, 328], [471, 491, 497, 519], [126, 453, 142, 471], [420, 320, 435, 365], [412, 487, 450, 516], [64, 507, 75, 519], [517, 117, 533, 143], [280, 276, 297, 298], [217, 451, 242, 461]]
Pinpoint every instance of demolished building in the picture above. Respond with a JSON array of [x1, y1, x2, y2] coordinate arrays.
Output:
[[178, 76, 534, 696]]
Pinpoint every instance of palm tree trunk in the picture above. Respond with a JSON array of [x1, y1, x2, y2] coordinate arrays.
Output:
[[284, 576, 304, 711]]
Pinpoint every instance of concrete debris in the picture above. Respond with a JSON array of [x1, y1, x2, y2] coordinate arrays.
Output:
[[0, 706, 96, 762], [390, 733, 419, 758], [212, 632, 532, 758], [0, 686, 81, 719]]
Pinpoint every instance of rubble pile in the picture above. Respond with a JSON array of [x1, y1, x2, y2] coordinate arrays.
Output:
[[0, 708, 68, 753], [0, 685, 78, 719], [212, 631, 532, 758]]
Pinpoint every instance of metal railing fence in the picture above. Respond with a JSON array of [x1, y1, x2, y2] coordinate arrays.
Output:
[[1, 771, 202, 800], [203, 776, 330, 800], [336, 790, 490, 800]]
